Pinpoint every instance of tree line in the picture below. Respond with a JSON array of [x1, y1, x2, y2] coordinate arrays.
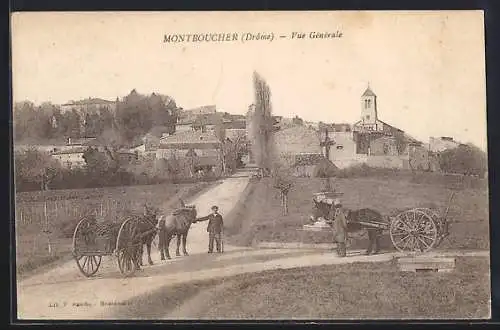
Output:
[[13, 89, 180, 146]]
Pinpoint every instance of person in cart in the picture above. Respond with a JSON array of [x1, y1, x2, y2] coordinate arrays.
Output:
[[194, 205, 224, 253]]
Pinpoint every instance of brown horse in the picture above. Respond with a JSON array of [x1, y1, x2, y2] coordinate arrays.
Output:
[[311, 200, 385, 255], [155, 205, 197, 260], [137, 204, 161, 267]]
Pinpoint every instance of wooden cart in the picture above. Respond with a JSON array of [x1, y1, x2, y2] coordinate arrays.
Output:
[[72, 214, 157, 278], [305, 190, 455, 253]]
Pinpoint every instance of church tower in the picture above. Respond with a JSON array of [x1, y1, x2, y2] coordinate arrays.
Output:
[[360, 84, 377, 125]]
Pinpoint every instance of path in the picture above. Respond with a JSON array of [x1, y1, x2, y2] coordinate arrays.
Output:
[[16, 167, 490, 320], [17, 168, 253, 319]]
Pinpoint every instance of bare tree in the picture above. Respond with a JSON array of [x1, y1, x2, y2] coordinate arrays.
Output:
[[271, 158, 294, 216]]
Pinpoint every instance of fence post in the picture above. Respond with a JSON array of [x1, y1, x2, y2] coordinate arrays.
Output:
[[44, 201, 52, 255]]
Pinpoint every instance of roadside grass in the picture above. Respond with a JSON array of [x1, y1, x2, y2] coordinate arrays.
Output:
[[110, 256, 490, 319], [15, 181, 216, 277], [225, 175, 489, 251]]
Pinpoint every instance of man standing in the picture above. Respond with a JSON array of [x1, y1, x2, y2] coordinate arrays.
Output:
[[333, 199, 348, 257], [195, 205, 224, 253]]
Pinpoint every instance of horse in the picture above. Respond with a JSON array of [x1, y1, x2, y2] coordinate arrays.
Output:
[[155, 205, 197, 260], [136, 204, 161, 267], [311, 200, 385, 255], [344, 208, 385, 255]]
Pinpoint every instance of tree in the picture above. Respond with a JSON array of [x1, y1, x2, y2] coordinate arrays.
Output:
[[271, 159, 294, 216], [292, 115, 304, 126], [15, 148, 62, 191], [149, 93, 179, 135], [214, 117, 228, 174], [115, 89, 153, 142], [166, 152, 182, 182], [438, 143, 487, 177], [98, 128, 126, 150], [249, 71, 276, 176], [222, 131, 248, 174], [13, 101, 52, 141]]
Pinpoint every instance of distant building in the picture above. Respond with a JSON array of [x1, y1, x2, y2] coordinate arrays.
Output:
[[156, 130, 223, 176], [182, 105, 217, 116], [130, 143, 157, 159], [274, 125, 322, 156], [274, 125, 326, 176], [51, 147, 87, 169], [293, 153, 326, 177], [66, 137, 97, 146], [316, 85, 436, 170], [60, 97, 117, 113], [429, 136, 460, 153]]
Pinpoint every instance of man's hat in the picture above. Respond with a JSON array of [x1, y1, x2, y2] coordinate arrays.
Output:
[[211, 205, 219, 211]]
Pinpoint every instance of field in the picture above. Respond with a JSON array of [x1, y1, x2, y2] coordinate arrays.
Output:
[[225, 173, 489, 251], [110, 256, 490, 319], [15, 181, 215, 276]]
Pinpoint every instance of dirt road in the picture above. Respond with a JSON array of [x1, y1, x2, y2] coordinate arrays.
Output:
[[16, 168, 490, 320], [17, 169, 254, 320]]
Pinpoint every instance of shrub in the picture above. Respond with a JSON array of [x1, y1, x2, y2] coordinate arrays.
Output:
[[313, 158, 339, 178], [438, 144, 487, 177]]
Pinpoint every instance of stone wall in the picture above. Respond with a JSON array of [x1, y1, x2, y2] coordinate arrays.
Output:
[[366, 155, 408, 169], [274, 126, 322, 155]]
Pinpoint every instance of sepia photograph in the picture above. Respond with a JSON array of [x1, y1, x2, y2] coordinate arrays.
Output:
[[11, 10, 490, 320]]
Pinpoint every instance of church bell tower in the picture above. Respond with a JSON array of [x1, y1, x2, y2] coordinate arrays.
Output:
[[360, 84, 377, 125]]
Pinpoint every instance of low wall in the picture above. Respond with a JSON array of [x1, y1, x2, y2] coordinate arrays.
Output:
[[332, 155, 368, 169], [366, 155, 408, 169]]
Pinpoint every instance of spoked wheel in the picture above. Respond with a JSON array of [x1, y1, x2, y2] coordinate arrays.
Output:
[[117, 249, 136, 277], [72, 215, 102, 277], [115, 216, 142, 277], [75, 255, 102, 277], [390, 208, 438, 253], [412, 207, 448, 245]]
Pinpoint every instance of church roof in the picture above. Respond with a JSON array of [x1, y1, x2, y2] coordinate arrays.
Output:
[[362, 87, 376, 97]]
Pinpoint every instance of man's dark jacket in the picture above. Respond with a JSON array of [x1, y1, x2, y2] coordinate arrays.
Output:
[[196, 213, 224, 233]]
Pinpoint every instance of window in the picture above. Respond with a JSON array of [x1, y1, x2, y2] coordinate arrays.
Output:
[[383, 144, 389, 155], [367, 99, 372, 108], [336, 145, 344, 150]]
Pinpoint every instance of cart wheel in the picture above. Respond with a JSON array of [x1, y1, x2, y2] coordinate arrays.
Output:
[[117, 249, 137, 277], [72, 215, 102, 277], [75, 255, 102, 277], [72, 215, 95, 256], [412, 207, 447, 245], [390, 208, 438, 253], [116, 216, 141, 277]]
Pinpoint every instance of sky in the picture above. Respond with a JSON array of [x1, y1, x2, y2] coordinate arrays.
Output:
[[11, 11, 487, 150]]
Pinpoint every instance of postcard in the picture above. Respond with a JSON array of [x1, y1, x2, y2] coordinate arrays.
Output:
[[11, 10, 490, 320]]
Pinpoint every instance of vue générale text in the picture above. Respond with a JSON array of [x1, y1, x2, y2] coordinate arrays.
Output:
[[163, 31, 343, 44]]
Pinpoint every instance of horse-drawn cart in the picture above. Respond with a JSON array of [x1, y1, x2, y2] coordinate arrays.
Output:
[[72, 213, 157, 278], [305, 190, 455, 253]]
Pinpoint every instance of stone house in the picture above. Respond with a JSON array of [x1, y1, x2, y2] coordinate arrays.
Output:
[[60, 98, 117, 114], [51, 147, 87, 169], [156, 130, 223, 176], [274, 125, 326, 176]]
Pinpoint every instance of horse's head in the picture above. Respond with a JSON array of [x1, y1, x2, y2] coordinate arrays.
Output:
[[185, 205, 197, 221]]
